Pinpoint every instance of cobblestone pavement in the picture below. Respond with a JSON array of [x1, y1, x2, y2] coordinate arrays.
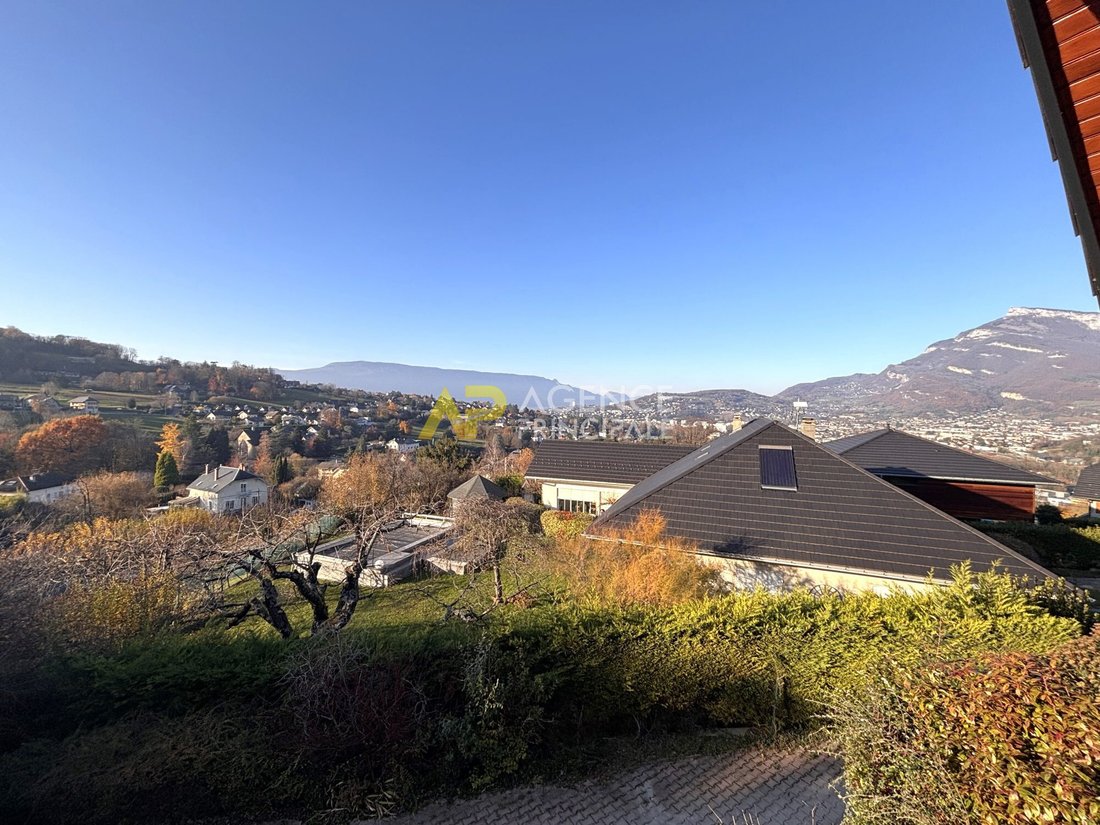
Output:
[[386, 747, 844, 825]]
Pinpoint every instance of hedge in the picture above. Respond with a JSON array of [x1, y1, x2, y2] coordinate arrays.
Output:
[[0, 568, 1087, 823], [835, 629, 1100, 824], [974, 522, 1100, 570]]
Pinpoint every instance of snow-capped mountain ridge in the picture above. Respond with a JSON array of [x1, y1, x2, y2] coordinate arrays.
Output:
[[776, 307, 1100, 417]]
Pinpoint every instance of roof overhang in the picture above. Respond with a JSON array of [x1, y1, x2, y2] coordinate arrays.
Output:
[[876, 471, 1043, 486], [527, 476, 636, 488], [1008, 0, 1100, 302]]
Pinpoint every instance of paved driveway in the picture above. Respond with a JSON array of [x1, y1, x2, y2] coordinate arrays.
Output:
[[386, 746, 843, 825]]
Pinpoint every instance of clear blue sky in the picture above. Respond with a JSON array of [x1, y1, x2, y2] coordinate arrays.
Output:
[[1, 1, 1096, 395]]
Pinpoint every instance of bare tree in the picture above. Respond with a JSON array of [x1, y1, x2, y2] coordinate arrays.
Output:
[[453, 499, 534, 605]]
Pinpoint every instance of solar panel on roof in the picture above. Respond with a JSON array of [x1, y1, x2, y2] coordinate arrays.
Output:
[[759, 446, 797, 490]]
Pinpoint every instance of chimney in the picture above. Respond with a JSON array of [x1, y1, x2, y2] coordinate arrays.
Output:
[[798, 417, 817, 441], [205, 464, 210, 476], [731, 415, 742, 432]]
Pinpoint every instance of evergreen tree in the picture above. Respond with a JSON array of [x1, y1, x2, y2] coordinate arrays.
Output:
[[273, 454, 292, 485], [154, 450, 180, 488], [205, 427, 231, 464]]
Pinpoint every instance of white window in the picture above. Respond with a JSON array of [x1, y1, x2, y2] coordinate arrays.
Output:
[[558, 498, 596, 515]]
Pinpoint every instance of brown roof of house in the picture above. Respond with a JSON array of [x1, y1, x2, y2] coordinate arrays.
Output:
[[526, 440, 694, 486], [590, 420, 1053, 584], [1009, 0, 1100, 301], [825, 428, 1057, 485]]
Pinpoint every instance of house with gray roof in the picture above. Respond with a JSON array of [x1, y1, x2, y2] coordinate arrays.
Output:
[[186, 465, 268, 513], [825, 428, 1057, 522], [589, 419, 1054, 594], [526, 440, 694, 514], [1073, 464, 1100, 517], [0, 472, 77, 505]]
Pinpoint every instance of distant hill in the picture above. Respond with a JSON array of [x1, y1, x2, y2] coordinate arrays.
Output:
[[777, 307, 1100, 417], [629, 388, 783, 419], [277, 361, 623, 409]]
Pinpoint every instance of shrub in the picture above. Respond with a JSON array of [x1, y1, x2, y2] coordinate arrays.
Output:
[[835, 630, 1100, 824], [975, 521, 1100, 569], [48, 572, 203, 648], [1034, 503, 1064, 525], [554, 510, 723, 607], [0, 709, 311, 825], [494, 473, 524, 498], [539, 509, 593, 539]]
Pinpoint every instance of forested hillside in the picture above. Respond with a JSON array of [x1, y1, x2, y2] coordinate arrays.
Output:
[[0, 326, 286, 400]]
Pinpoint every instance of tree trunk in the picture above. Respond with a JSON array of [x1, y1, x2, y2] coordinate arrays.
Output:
[[250, 577, 293, 639], [327, 566, 361, 632], [492, 554, 504, 605], [270, 562, 328, 632]]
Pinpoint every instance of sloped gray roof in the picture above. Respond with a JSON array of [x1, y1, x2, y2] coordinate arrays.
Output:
[[825, 428, 1055, 486], [448, 474, 506, 502], [526, 440, 694, 486], [188, 466, 264, 494], [0, 472, 74, 493], [1074, 464, 1100, 500], [591, 419, 1052, 583]]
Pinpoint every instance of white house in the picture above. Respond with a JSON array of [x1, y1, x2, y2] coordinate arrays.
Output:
[[69, 396, 99, 414], [0, 472, 78, 505], [386, 437, 420, 455], [186, 465, 269, 513]]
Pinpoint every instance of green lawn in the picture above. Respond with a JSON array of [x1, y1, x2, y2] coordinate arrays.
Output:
[[224, 570, 540, 641]]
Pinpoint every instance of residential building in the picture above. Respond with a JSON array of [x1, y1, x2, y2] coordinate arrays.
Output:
[[236, 427, 267, 460], [590, 419, 1054, 594], [68, 396, 99, 414], [300, 515, 453, 587], [825, 428, 1057, 522], [25, 394, 61, 415], [0, 472, 78, 505], [525, 440, 693, 514], [387, 437, 420, 455], [185, 465, 269, 513], [1073, 463, 1100, 516], [316, 459, 348, 479]]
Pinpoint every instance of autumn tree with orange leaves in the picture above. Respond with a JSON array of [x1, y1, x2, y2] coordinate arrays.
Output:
[[155, 423, 188, 468], [16, 415, 109, 475]]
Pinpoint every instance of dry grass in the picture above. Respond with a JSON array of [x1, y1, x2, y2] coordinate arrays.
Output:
[[548, 509, 723, 608]]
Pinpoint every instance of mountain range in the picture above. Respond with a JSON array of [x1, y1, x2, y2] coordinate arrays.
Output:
[[277, 361, 625, 409], [278, 308, 1100, 418], [776, 307, 1100, 418]]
